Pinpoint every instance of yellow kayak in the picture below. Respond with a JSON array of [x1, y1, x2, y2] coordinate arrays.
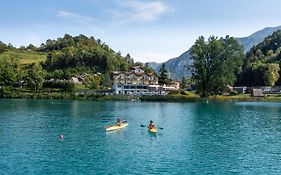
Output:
[[148, 127, 157, 133], [106, 122, 128, 132]]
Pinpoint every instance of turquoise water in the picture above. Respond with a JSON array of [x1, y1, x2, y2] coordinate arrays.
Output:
[[1, 99, 281, 174]]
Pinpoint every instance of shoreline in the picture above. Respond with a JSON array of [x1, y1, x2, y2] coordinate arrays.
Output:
[[1, 89, 281, 102]]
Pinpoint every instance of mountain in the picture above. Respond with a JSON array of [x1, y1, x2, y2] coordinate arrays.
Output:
[[148, 51, 192, 80], [146, 62, 161, 70], [237, 25, 281, 52], [148, 25, 281, 81], [162, 51, 192, 80]]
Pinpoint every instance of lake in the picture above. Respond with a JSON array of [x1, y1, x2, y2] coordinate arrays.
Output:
[[1, 99, 281, 174]]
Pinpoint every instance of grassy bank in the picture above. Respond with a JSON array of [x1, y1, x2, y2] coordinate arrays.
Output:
[[0, 50, 47, 64], [0, 87, 135, 101], [141, 93, 281, 102], [202, 94, 281, 102], [208, 94, 258, 102], [2, 88, 281, 102]]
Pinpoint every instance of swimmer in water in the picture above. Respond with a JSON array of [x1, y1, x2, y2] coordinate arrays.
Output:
[[59, 134, 64, 140]]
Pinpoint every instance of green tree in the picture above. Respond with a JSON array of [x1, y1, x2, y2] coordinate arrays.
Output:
[[191, 36, 244, 97], [144, 63, 155, 74], [26, 63, 45, 91], [53, 70, 64, 79], [63, 82, 75, 92], [102, 72, 112, 87], [133, 62, 143, 67], [158, 64, 169, 85], [26, 44, 37, 51], [84, 74, 103, 89], [125, 54, 131, 63], [181, 77, 189, 89], [0, 57, 19, 87], [0, 41, 8, 54], [263, 63, 280, 86]]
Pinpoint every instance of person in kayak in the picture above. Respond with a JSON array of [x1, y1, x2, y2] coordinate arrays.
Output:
[[147, 120, 156, 130], [116, 118, 122, 126]]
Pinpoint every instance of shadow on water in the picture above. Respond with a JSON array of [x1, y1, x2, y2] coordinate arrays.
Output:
[[148, 131, 157, 138]]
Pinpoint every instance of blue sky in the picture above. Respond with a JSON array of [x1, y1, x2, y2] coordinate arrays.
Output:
[[1, 0, 281, 62]]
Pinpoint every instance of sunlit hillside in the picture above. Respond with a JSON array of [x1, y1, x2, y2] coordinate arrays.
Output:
[[0, 50, 47, 64]]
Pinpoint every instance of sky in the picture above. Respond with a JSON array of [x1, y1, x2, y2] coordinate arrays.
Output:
[[1, 0, 281, 63]]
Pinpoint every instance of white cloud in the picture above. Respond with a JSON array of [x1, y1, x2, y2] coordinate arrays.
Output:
[[57, 10, 95, 23], [112, 0, 169, 23]]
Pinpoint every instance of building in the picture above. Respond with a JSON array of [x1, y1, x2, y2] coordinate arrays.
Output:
[[112, 67, 159, 95], [233, 86, 248, 94], [250, 88, 264, 97], [246, 86, 281, 94], [169, 81, 180, 90]]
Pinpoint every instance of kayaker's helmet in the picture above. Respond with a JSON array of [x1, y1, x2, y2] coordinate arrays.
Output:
[[117, 118, 121, 122], [150, 120, 153, 123]]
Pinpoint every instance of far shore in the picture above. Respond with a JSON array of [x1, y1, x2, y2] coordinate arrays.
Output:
[[1, 88, 281, 102], [140, 94, 281, 102]]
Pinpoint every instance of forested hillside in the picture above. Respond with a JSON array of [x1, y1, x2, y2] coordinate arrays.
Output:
[[40, 34, 132, 73], [236, 30, 281, 86], [0, 34, 135, 93]]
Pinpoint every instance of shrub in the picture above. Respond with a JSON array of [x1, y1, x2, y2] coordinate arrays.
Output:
[[169, 90, 180, 95], [43, 81, 75, 92], [180, 90, 189, 95]]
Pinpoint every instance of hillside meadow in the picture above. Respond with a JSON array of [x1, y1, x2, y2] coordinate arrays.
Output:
[[0, 50, 47, 64]]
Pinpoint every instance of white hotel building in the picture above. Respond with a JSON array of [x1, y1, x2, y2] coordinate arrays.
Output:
[[112, 67, 179, 95]]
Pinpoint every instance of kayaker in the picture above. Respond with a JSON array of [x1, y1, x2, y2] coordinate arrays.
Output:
[[148, 120, 156, 129], [116, 118, 122, 126]]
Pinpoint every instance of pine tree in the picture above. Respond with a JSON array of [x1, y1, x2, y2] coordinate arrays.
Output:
[[158, 64, 169, 85]]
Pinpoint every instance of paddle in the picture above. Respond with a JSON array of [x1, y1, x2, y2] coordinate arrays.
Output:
[[140, 124, 163, 130]]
